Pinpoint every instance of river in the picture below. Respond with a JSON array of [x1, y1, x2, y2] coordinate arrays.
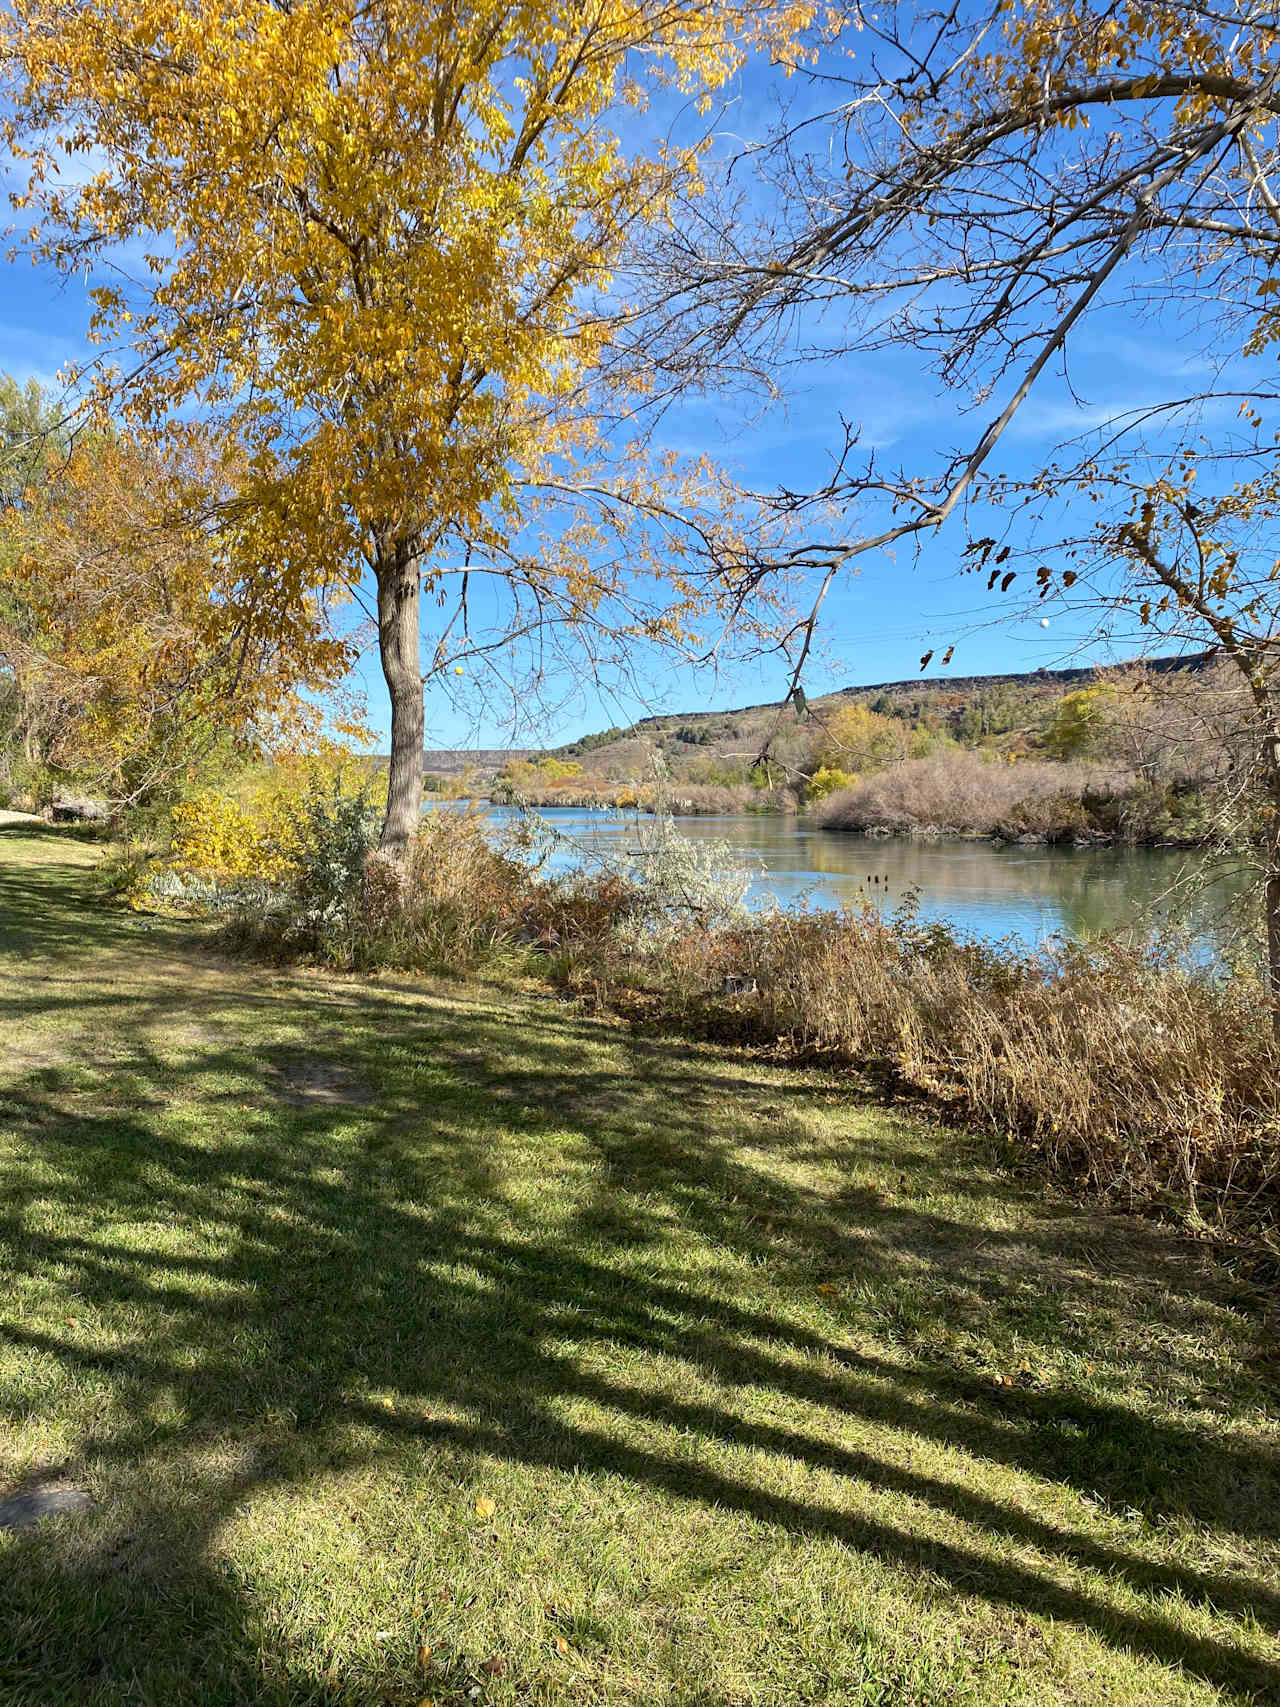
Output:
[[480, 805, 1250, 955]]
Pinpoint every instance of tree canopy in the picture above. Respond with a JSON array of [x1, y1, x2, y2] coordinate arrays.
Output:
[[0, 380, 352, 805]]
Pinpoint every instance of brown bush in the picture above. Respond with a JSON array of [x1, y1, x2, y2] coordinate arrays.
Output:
[[817, 752, 1134, 838], [521, 871, 642, 955]]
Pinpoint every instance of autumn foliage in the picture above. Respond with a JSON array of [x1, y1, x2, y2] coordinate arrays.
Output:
[[1, 0, 815, 847], [0, 404, 352, 804]]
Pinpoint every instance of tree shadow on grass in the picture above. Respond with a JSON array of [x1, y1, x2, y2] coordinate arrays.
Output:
[[1, 908, 1279, 1701], [0, 822, 196, 964]]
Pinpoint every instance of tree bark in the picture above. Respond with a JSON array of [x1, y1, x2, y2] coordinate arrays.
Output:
[[376, 541, 423, 858]]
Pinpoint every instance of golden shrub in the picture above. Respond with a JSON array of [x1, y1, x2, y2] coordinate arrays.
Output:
[[166, 748, 383, 884]]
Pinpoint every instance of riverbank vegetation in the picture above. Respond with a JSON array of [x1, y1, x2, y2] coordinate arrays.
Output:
[[815, 753, 1214, 846], [818, 663, 1261, 855], [6, 823, 1280, 1707], [495, 777, 795, 816], [127, 774, 1279, 1238], [487, 657, 1253, 848]]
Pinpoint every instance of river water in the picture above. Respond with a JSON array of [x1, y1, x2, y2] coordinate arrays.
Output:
[[482, 805, 1249, 955]]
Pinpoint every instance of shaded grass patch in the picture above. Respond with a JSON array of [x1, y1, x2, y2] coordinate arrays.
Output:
[[1, 826, 1279, 1706]]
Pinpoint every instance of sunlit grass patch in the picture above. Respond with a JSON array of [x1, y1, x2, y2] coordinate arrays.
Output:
[[1, 825, 1278, 1706]]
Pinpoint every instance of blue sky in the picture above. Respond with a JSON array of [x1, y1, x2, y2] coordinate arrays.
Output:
[[0, 38, 1240, 751]]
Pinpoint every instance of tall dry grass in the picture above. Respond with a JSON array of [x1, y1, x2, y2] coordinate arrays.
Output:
[[817, 752, 1135, 839], [638, 909, 1279, 1221], [357, 811, 534, 968], [205, 805, 1279, 1229]]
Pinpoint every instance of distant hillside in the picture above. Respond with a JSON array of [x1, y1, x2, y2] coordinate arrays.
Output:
[[408, 652, 1210, 782], [546, 652, 1211, 779], [409, 748, 533, 782]]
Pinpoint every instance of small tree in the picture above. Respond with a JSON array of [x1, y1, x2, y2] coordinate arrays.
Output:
[[0, 385, 351, 805], [810, 702, 908, 776], [1043, 690, 1107, 762]]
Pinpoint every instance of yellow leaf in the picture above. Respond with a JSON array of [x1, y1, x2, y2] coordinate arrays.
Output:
[[474, 1495, 496, 1519], [816, 1283, 838, 1296], [554, 1636, 571, 1656], [416, 1642, 432, 1667]]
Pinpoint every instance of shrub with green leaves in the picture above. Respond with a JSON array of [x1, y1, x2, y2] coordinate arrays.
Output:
[[286, 775, 380, 941]]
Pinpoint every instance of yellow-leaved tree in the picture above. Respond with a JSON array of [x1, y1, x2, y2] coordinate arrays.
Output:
[[0, 382, 353, 805], [810, 702, 909, 777], [2, 0, 813, 851]]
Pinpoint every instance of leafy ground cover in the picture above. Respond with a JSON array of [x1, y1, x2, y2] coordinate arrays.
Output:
[[2, 823, 1279, 1706]]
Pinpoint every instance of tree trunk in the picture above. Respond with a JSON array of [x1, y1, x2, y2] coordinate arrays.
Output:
[[376, 542, 423, 858]]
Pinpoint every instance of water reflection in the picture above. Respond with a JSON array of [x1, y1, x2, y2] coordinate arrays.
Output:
[[465, 805, 1251, 955]]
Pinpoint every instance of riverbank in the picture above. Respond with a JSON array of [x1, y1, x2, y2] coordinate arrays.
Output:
[[3, 823, 1280, 1707], [489, 772, 1223, 848], [487, 780, 793, 815], [816, 754, 1219, 848], [822, 818, 1214, 850], [838, 820, 1211, 850]]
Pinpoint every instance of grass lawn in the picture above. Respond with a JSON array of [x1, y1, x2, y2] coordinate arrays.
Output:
[[2, 824, 1279, 1707]]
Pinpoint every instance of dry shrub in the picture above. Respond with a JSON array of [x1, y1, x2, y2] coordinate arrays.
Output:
[[521, 872, 642, 955], [355, 810, 532, 970], [593, 905, 1280, 1222], [818, 752, 1133, 838], [662, 783, 761, 814], [511, 781, 774, 815]]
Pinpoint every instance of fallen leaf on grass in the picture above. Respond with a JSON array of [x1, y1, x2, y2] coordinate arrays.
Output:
[[554, 1636, 572, 1656], [416, 1643, 432, 1668], [816, 1284, 838, 1296], [474, 1495, 496, 1519]]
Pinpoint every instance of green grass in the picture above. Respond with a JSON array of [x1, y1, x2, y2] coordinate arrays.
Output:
[[1, 824, 1279, 1707]]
